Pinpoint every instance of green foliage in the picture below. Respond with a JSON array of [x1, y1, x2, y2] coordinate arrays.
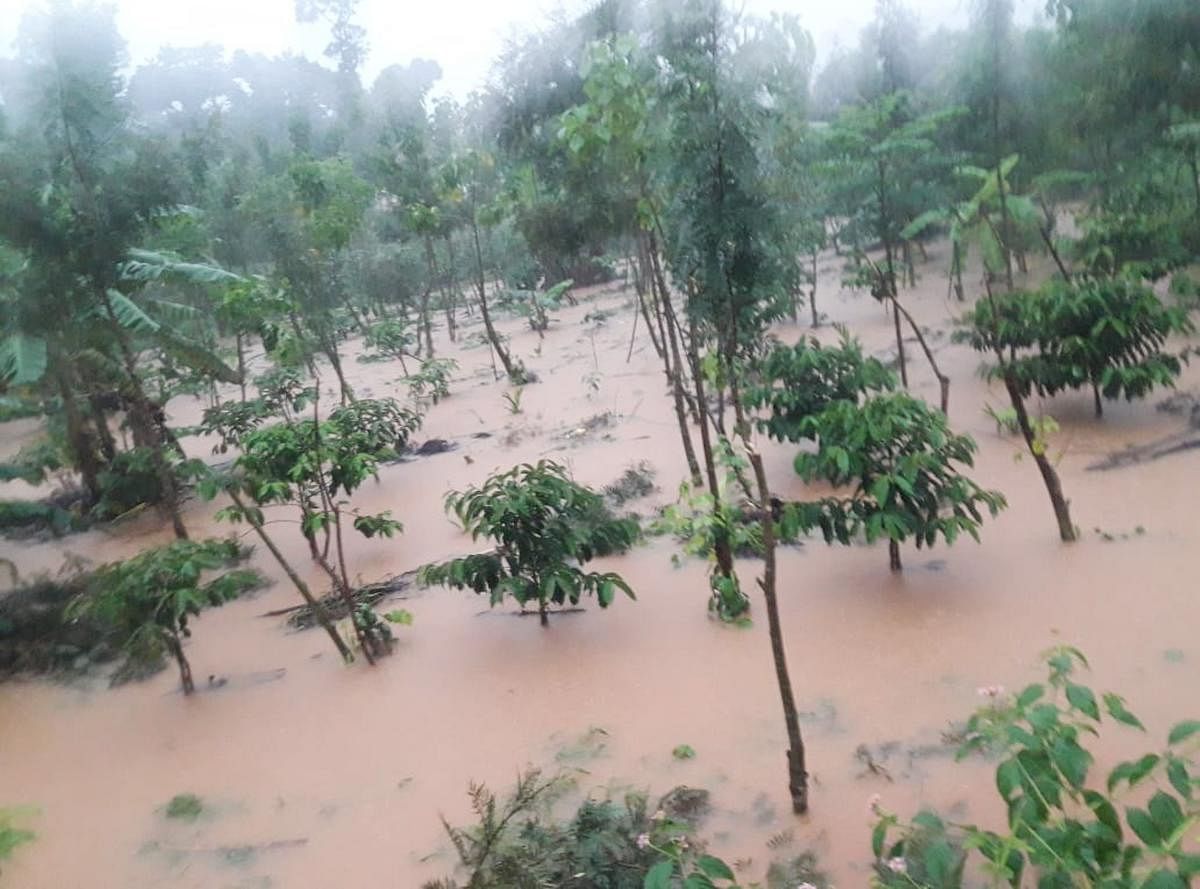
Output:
[[361, 317, 415, 363], [791, 393, 1006, 569], [0, 500, 84, 537], [961, 278, 1194, 412], [672, 744, 696, 761], [426, 771, 654, 889], [68, 539, 260, 694], [746, 331, 896, 443], [92, 447, 166, 520], [501, 387, 523, 415], [164, 793, 204, 821], [0, 806, 36, 862], [419, 461, 638, 624], [406, 358, 457, 406], [876, 648, 1200, 889]]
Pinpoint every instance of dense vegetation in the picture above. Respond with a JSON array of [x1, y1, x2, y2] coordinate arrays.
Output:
[[0, 0, 1198, 882]]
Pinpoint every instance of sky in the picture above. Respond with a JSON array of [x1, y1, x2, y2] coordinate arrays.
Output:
[[0, 0, 1047, 98]]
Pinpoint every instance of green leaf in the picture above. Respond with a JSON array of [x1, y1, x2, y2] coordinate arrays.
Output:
[[1104, 693, 1145, 730], [1066, 683, 1100, 720], [644, 860, 674, 889], [1168, 721, 1200, 745], [1141, 870, 1186, 889], [383, 609, 413, 626], [695, 855, 735, 880], [1017, 684, 1045, 707], [1051, 738, 1091, 789], [0, 334, 48, 385], [156, 328, 243, 384], [672, 744, 696, 761], [1166, 757, 1191, 800], [106, 289, 160, 332], [1127, 806, 1163, 847], [683, 875, 717, 889], [924, 838, 956, 885], [872, 819, 887, 858], [1148, 791, 1184, 838]]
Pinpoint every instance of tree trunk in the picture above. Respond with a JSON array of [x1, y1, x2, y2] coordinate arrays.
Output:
[[810, 252, 819, 328], [236, 332, 247, 403], [421, 237, 437, 357], [98, 290, 188, 540], [648, 237, 703, 487], [889, 538, 902, 572], [323, 343, 355, 404], [539, 599, 549, 627], [229, 489, 353, 661], [167, 632, 195, 695], [892, 300, 908, 387], [1092, 382, 1103, 418], [952, 242, 965, 302], [1002, 375, 1077, 542], [88, 394, 118, 463], [441, 236, 458, 343], [892, 298, 950, 414], [472, 218, 518, 380], [747, 447, 808, 814], [53, 357, 102, 504], [686, 324, 743, 618]]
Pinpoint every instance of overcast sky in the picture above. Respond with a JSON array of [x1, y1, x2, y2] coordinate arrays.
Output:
[[0, 0, 1045, 98]]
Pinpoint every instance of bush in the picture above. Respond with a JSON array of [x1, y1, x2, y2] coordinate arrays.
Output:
[[872, 648, 1200, 889]]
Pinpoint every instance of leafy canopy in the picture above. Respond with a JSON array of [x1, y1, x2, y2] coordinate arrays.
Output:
[[419, 460, 638, 621]]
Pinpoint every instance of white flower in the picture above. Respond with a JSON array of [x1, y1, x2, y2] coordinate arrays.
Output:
[[887, 857, 908, 874], [795, 883, 818, 889], [976, 684, 1005, 699], [651, 809, 666, 821], [636, 833, 650, 849]]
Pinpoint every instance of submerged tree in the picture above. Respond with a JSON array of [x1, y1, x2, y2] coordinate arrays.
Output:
[[68, 539, 260, 694], [793, 392, 1006, 572], [419, 460, 638, 626]]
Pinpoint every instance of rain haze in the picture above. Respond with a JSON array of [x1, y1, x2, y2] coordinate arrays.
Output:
[[0, 0, 1045, 96]]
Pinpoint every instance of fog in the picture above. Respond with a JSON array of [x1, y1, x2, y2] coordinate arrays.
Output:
[[0, 0, 1045, 98]]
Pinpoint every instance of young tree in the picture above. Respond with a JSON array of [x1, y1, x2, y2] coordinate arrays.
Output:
[[419, 461, 638, 627], [792, 392, 1006, 572], [68, 539, 260, 694], [964, 277, 1194, 419], [959, 286, 1078, 541]]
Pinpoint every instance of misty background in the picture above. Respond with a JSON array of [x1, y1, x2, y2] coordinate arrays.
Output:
[[0, 0, 1046, 99]]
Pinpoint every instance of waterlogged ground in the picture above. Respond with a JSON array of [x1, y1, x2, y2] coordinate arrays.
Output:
[[2, 245, 1199, 888]]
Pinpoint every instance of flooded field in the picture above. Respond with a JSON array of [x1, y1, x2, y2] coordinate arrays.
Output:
[[2, 249, 1198, 888]]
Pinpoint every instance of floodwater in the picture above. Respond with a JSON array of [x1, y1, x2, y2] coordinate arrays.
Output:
[[1, 245, 1198, 888]]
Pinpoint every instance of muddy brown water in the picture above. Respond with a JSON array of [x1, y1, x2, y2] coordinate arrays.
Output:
[[2, 247, 1198, 888]]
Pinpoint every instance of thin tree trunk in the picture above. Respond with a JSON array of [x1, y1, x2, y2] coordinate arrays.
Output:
[[441, 236, 457, 343], [228, 489, 353, 661], [810, 252, 819, 328], [648, 238, 703, 486], [892, 300, 908, 387], [87, 393, 117, 463], [323, 343, 354, 404], [687, 320, 741, 616], [1003, 375, 1076, 541], [236, 332, 247, 403], [472, 218, 518, 380], [889, 538, 902, 572], [892, 299, 950, 413], [420, 236, 437, 359], [1092, 381, 1103, 419], [167, 632, 194, 695], [747, 445, 808, 814]]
